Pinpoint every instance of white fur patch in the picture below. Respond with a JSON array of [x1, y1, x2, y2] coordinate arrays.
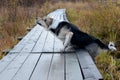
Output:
[[108, 42, 117, 51]]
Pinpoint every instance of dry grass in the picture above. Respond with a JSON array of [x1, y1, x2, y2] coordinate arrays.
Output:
[[65, 2, 120, 79], [0, 1, 120, 79], [0, 6, 42, 59]]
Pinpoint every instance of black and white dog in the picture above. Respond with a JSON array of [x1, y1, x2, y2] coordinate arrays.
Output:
[[36, 17, 117, 58]]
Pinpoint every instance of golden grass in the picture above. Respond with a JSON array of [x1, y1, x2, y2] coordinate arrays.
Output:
[[0, 1, 120, 79], [0, 6, 39, 59]]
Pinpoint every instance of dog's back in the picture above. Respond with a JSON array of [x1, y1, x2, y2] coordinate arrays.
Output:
[[55, 22, 108, 49]]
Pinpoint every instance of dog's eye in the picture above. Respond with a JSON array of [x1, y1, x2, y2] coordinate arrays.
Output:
[[110, 44, 113, 46], [44, 19, 47, 22]]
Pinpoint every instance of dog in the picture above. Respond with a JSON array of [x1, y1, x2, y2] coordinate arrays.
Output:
[[36, 16, 117, 59]]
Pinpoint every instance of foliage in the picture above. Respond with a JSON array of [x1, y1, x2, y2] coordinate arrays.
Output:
[[0, 0, 120, 79]]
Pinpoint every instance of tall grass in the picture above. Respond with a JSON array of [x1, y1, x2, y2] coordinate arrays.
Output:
[[0, 1, 120, 79], [0, 6, 42, 59], [66, 2, 120, 79]]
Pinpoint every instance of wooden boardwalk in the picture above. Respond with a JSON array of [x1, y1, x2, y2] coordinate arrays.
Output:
[[0, 9, 103, 80]]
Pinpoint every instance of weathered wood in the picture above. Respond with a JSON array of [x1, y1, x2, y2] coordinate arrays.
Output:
[[32, 29, 48, 52], [27, 28, 32, 31], [47, 54, 64, 80], [17, 36, 24, 41], [30, 54, 53, 80], [54, 36, 64, 52], [21, 25, 43, 52], [0, 53, 17, 73], [66, 53, 83, 80], [0, 24, 43, 74], [11, 28, 36, 52], [0, 25, 43, 80], [2, 49, 10, 54], [0, 26, 43, 80], [76, 50, 103, 80], [0, 9, 103, 80], [42, 31, 55, 52], [12, 54, 40, 80], [47, 9, 68, 22], [10, 24, 43, 52], [0, 53, 29, 80], [63, 14, 69, 21]]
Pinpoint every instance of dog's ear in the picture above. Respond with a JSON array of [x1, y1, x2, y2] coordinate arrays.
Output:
[[36, 17, 42, 25], [35, 17, 48, 28]]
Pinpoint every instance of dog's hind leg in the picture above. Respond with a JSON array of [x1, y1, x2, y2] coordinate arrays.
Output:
[[62, 31, 73, 51]]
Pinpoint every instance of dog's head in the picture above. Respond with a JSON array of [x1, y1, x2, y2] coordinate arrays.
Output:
[[43, 16, 53, 28], [36, 16, 53, 29]]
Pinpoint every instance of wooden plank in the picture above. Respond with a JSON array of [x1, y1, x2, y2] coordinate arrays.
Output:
[[30, 54, 53, 80], [60, 14, 64, 21], [54, 36, 64, 52], [56, 14, 61, 20], [54, 14, 58, 19], [76, 50, 103, 80], [0, 28, 42, 80], [66, 53, 83, 80], [12, 54, 40, 80], [21, 26, 43, 52], [0, 53, 29, 80], [9, 25, 37, 52], [47, 54, 64, 80], [2, 49, 10, 54], [89, 64, 103, 80], [47, 9, 68, 22], [10, 24, 43, 52], [0, 9, 103, 80], [63, 14, 69, 22], [0, 53, 17, 73], [0, 31, 41, 80], [17, 36, 23, 41], [84, 78, 98, 80], [42, 31, 55, 52], [32, 29, 48, 52], [27, 28, 32, 31], [0, 25, 43, 74]]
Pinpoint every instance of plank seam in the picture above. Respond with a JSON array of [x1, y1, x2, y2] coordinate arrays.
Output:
[[64, 53, 66, 80], [76, 52, 85, 79], [30, 51, 75, 54], [47, 54, 54, 80], [0, 28, 38, 73], [10, 29, 44, 80], [53, 33, 55, 53], [41, 31, 49, 52], [29, 31, 49, 80], [10, 25, 38, 52], [28, 53, 42, 80]]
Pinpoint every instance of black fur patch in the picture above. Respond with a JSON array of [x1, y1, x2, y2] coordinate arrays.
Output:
[[51, 22, 108, 49]]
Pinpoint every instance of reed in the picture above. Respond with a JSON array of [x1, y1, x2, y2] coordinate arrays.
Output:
[[0, 1, 120, 79]]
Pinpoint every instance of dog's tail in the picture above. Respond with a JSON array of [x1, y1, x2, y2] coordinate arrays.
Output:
[[95, 39, 109, 50]]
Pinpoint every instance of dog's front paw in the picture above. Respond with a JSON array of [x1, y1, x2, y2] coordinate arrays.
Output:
[[60, 47, 65, 52]]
